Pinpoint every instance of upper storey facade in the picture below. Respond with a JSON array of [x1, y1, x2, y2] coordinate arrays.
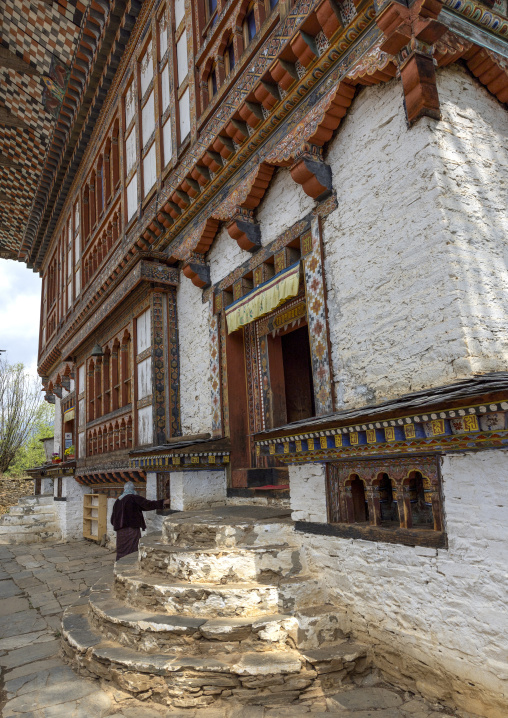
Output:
[[37, 0, 287, 368], [36, 0, 508, 466]]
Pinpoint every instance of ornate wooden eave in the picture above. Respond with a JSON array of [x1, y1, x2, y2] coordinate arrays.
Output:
[[253, 373, 508, 463]]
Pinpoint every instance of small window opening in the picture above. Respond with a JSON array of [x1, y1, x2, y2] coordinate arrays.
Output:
[[225, 40, 235, 76], [243, 6, 256, 45], [207, 0, 217, 23], [351, 475, 369, 523], [378, 473, 399, 524], [208, 65, 218, 99], [409, 471, 434, 527]]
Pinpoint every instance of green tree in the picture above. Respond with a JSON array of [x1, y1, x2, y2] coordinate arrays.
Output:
[[0, 358, 47, 474], [6, 402, 54, 476]]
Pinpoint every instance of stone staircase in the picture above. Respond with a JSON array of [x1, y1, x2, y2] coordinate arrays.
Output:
[[62, 506, 369, 709], [0, 494, 61, 545]]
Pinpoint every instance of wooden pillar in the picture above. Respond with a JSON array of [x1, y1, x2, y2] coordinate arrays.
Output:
[[104, 153, 111, 201], [232, 27, 244, 62], [226, 326, 251, 487], [343, 484, 355, 523], [431, 490, 443, 531], [151, 292, 168, 445], [401, 484, 413, 529], [89, 182, 96, 229], [367, 486, 382, 526], [394, 488, 406, 529]]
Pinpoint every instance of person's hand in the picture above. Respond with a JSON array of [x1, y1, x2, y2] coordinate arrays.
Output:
[[163, 498, 171, 506]]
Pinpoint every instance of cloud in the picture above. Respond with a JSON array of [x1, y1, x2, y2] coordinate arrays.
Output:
[[0, 259, 41, 373]]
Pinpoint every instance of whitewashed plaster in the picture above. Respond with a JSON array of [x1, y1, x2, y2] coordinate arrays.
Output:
[[137, 357, 151, 399], [53, 476, 88, 541], [170, 469, 227, 511], [292, 450, 508, 717], [136, 307, 151, 353], [144, 471, 165, 534], [433, 65, 508, 376], [289, 463, 328, 523], [137, 405, 153, 445], [208, 225, 251, 285], [177, 277, 213, 435], [257, 168, 315, 246], [322, 67, 508, 410]]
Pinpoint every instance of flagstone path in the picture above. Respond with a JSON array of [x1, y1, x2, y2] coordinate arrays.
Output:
[[0, 540, 474, 718]]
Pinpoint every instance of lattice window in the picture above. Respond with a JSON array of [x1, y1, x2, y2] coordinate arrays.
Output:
[[327, 456, 444, 537]]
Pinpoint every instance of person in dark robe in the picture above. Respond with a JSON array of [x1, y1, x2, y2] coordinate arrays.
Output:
[[111, 481, 170, 561]]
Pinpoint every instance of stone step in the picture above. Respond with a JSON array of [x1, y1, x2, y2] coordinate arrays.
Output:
[[0, 530, 62, 545], [139, 535, 305, 583], [0, 512, 57, 526], [62, 606, 368, 708], [161, 506, 295, 549], [0, 520, 60, 533], [62, 605, 310, 707], [88, 579, 299, 653], [9, 504, 56, 515], [18, 495, 54, 506], [114, 557, 321, 617]]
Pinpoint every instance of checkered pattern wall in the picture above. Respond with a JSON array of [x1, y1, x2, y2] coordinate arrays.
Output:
[[0, 0, 82, 257]]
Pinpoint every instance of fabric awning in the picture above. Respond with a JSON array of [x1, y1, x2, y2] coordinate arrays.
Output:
[[226, 262, 300, 333], [63, 407, 75, 422]]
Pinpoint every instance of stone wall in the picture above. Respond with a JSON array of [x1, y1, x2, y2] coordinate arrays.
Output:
[[144, 471, 164, 534], [53, 475, 88, 541], [169, 469, 226, 511], [322, 66, 508, 410], [209, 225, 251, 285], [257, 168, 315, 246], [433, 65, 508, 376], [289, 463, 327, 523], [177, 277, 213, 435], [290, 450, 508, 717]]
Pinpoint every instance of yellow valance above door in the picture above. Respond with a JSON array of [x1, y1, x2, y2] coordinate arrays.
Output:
[[225, 262, 300, 334]]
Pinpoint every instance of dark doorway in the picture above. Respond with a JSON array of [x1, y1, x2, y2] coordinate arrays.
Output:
[[351, 476, 368, 523], [281, 326, 315, 424]]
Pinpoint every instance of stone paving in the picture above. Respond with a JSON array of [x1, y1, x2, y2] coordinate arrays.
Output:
[[0, 540, 472, 718]]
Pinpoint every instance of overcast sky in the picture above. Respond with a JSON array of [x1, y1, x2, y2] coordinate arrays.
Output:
[[0, 259, 41, 376]]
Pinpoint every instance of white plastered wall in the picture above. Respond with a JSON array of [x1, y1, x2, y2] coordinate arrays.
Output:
[[257, 168, 315, 246], [40, 477, 53, 495], [209, 225, 251, 285], [177, 276, 213, 435], [322, 65, 508, 410], [290, 450, 508, 717], [170, 470, 226, 511], [52, 476, 88, 541], [144, 471, 165, 534]]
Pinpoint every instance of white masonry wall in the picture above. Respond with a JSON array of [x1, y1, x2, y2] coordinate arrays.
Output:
[[289, 463, 327, 523], [52, 476, 88, 541], [144, 471, 165, 534], [434, 65, 508, 375], [257, 168, 315, 246], [170, 470, 226, 511], [322, 65, 508, 410], [177, 276, 213, 435], [290, 450, 508, 717], [209, 225, 251, 285]]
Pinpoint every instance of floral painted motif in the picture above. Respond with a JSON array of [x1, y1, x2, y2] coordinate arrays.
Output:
[[303, 219, 334, 416], [209, 298, 222, 437]]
